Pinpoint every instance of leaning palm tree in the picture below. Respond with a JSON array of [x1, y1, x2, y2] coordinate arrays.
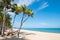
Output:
[[0, 0, 14, 36], [18, 5, 34, 37], [11, 4, 23, 27]]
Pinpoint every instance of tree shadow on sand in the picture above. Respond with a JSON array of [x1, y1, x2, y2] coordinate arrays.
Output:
[[1, 36, 28, 40], [0, 32, 36, 40], [20, 32, 36, 35]]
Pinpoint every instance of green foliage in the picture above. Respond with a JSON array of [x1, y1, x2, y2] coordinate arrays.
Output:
[[0, 0, 34, 29], [0, 13, 12, 28]]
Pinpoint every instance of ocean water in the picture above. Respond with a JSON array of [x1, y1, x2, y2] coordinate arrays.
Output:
[[22, 28, 60, 33]]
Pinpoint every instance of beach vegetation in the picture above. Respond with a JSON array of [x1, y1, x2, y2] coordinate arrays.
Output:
[[0, 0, 34, 37]]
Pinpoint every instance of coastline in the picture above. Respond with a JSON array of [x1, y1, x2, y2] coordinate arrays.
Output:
[[20, 29, 60, 40], [0, 29, 60, 40]]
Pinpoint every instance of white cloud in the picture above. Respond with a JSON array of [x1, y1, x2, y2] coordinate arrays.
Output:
[[38, 2, 48, 10], [17, 0, 38, 6]]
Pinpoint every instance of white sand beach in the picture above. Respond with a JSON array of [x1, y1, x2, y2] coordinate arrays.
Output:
[[0, 29, 60, 40], [21, 30, 60, 40]]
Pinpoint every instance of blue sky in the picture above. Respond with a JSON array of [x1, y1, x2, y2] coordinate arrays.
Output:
[[9, 0, 60, 28]]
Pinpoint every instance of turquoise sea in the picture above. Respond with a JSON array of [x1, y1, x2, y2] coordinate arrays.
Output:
[[14, 28, 60, 33], [22, 28, 60, 33]]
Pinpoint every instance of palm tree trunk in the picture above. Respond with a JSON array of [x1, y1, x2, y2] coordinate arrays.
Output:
[[13, 14, 16, 26], [18, 14, 24, 37], [12, 14, 16, 30], [1, 0, 7, 36], [1, 8, 6, 36], [23, 17, 29, 23]]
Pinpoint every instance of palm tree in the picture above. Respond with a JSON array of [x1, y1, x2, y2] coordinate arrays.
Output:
[[18, 5, 34, 37], [0, 13, 12, 35], [0, 0, 14, 36], [11, 4, 22, 27], [0, 0, 34, 37], [11, 5, 34, 37]]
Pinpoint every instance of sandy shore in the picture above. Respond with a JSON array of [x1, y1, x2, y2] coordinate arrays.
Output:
[[21, 30, 60, 40], [0, 29, 60, 40]]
